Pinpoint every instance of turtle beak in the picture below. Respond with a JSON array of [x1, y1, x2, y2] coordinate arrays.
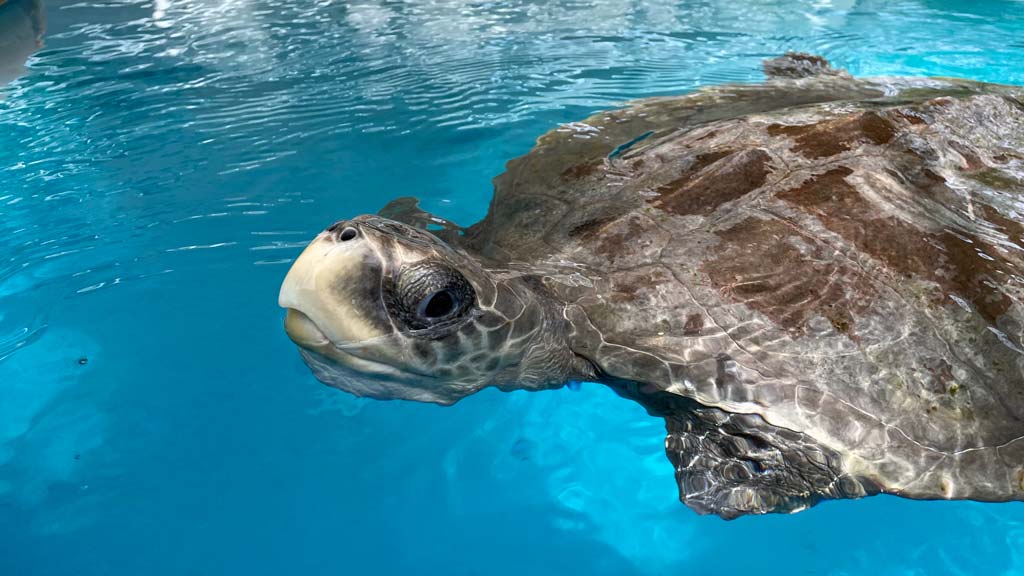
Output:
[[278, 224, 391, 347]]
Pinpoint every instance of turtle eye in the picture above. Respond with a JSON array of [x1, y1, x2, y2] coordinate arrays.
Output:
[[417, 289, 459, 319], [389, 262, 476, 331]]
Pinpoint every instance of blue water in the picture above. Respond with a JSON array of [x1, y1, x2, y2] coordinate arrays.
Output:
[[2, 0, 1024, 574]]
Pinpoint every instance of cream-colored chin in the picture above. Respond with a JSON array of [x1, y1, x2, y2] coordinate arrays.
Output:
[[283, 309, 329, 348], [284, 309, 422, 381]]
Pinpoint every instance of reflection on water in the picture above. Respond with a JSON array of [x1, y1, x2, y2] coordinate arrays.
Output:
[[0, 0, 45, 85], [1, 0, 1023, 575]]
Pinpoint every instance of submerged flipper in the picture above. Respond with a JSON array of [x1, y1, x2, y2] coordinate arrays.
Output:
[[664, 407, 877, 519]]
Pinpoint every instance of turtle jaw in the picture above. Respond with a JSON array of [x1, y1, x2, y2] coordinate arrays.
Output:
[[282, 307, 459, 404], [294, 345, 460, 405], [283, 308, 330, 349]]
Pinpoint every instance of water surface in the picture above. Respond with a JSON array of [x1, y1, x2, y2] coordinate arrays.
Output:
[[2, 0, 1024, 574]]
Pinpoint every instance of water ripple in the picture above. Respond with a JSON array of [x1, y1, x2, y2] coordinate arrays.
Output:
[[1, 2, 1024, 562]]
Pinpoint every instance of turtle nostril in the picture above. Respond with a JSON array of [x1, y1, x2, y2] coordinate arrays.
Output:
[[339, 227, 358, 242]]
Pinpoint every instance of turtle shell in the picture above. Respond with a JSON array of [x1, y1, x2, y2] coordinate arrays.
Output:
[[391, 55, 1024, 517]]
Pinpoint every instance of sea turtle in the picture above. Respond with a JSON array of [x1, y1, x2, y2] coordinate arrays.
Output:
[[279, 54, 1024, 518]]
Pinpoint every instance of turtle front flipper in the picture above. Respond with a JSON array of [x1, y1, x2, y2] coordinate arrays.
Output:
[[664, 407, 878, 519], [377, 196, 463, 242]]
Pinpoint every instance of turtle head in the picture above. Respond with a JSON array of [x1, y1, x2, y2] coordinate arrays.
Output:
[[279, 215, 586, 405]]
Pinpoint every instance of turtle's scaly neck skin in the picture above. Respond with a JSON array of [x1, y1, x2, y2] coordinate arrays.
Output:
[[284, 54, 1024, 518]]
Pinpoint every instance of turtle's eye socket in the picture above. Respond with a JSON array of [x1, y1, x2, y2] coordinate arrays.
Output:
[[389, 262, 476, 331]]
